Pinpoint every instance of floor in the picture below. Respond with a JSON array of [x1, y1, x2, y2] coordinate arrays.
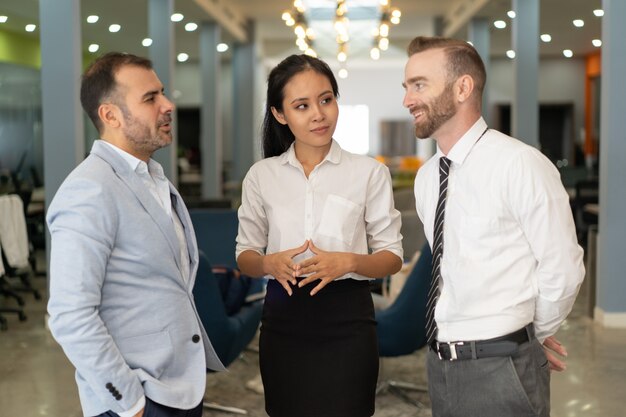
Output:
[[1, 253, 625, 417]]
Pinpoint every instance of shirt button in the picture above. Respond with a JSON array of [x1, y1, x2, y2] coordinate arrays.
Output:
[[192, 334, 200, 343]]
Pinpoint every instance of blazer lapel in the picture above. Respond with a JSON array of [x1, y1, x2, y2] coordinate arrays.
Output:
[[170, 186, 198, 287], [90, 141, 183, 272]]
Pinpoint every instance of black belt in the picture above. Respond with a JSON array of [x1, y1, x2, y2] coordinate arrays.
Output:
[[429, 324, 533, 361]]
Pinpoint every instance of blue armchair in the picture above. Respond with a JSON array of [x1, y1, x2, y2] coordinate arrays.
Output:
[[375, 243, 432, 408], [193, 251, 263, 413]]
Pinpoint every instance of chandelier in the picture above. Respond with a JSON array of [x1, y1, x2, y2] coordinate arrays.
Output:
[[281, 0, 402, 64]]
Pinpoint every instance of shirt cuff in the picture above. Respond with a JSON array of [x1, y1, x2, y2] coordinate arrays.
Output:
[[117, 395, 145, 417]]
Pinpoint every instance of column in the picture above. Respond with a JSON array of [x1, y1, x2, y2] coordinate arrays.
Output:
[[232, 34, 256, 182], [39, 0, 84, 267], [200, 22, 222, 199], [511, 0, 539, 147], [468, 18, 491, 126], [596, 0, 626, 327], [148, 0, 177, 184]]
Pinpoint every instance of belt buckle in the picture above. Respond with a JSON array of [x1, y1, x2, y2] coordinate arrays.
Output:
[[437, 341, 465, 361]]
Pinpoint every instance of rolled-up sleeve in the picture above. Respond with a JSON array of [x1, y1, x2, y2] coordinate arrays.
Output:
[[236, 168, 269, 260], [364, 163, 403, 262]]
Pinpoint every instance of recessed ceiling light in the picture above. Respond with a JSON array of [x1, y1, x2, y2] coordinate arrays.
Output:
[[142, 38, 153, 47], [185, 22, 198, 32], [563, 49, 573, 58], [370, 47, 380, 60], [86, 15, 99, 23], [506, 50, 516, 59], [25, 24, 36, 32], [0, 16, 8, 23], [177, 53, 189, 62], [592, 39, 602, 47], [507, 10, 516, 19], [338, 68, 348, 79], [171, 13, 184, 22], [493, 20, 506, 29], [109, 24, 121, 33], [88, 44, 99, 53], [593, 9, 604, 17], [573, 19, 584, 27], [540, 34, 552, 43], [216, 43, 229, 52]]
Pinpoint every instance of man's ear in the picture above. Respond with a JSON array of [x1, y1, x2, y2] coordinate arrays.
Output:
[[270, 106, 288, 125], [456, 75, 474, 103], [98, 103, 122, 129]]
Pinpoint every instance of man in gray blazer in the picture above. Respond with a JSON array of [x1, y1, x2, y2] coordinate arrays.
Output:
[[47, 52, 224, 417]]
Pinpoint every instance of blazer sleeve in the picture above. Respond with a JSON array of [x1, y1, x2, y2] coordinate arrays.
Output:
[[47, 175, 145, 412]]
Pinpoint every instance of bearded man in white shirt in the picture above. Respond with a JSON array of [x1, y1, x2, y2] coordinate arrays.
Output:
[[404, 36, 584, 417]]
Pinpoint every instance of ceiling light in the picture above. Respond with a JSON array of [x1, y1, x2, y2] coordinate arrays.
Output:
[[378, 37, 389, 51], [109, 24, 121, 33], [507, 10, 516, 19], [338, 68, 348, 79], [142, 38, 152, 47], [506, 50, 516, 59], [494, 20, 506, 29], [216, 43, 229, 52], [86, 15, 99, 23], [177, 53, 189, 62], [572, 19, 584, 27], [25, 24, 36, 32], [540, 34, 552, 43], [593, 9, 604, 17], [370, 47, 380, 60], [0, 16, 9, 23], [185, 22, 198, 32], [563, 49, 573, 58], [88, 44, 99, 53], [171, 13, 184, 22], [592, 39, 602, 47]]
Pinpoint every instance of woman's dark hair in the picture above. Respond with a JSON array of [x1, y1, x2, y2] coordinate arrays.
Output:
[[262, 54, 339, 158], [80, 52, 153, 133]]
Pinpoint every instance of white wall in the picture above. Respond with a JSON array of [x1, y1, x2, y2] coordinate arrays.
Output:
[[171, 55, 587, 161], [489, 57, 586, 145]]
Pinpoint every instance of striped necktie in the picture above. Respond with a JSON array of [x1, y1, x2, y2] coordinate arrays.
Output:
[[426, 156, 451, 345]]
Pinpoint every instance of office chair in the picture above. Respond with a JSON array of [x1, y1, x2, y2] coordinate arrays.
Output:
[[193, 251, 263, 414], [0, 194, 41, 301], [190, 208, 266, 301], [0, 257, 28, 331], [375, 243, 432, 408]]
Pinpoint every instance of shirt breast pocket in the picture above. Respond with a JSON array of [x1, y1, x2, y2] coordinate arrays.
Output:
[[317, 194, 362, 246]]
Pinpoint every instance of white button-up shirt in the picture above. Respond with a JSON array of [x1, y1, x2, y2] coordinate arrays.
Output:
[[236, 140, 403, 280], [414, 118, 585, 342]]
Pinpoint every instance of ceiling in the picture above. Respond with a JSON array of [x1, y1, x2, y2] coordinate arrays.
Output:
[[0, 0, 604, 65]]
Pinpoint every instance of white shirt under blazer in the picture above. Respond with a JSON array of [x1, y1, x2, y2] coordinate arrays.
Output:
[[414, 118, 585, 343], [236, 139, 403, 280]]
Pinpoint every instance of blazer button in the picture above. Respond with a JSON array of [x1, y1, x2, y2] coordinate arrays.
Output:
[[115, 394, 123, 401], [192, 334, 200, 343]]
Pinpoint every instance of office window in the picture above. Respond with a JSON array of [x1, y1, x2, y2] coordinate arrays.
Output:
[[334, 104, 369, 155]]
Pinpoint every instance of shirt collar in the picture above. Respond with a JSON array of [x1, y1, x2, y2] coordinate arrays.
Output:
[[278, 139, 342, 167], [436, 117, 488, 166], [100, 140, 166, 180]]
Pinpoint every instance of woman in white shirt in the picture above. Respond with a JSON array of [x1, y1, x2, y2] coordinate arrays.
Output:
[[236, 54, 403, 417]]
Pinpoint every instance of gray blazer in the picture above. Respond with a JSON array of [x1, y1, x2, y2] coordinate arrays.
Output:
[[47, 140, 224, 417]]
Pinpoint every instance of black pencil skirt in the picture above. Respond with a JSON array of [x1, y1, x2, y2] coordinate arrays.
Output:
[[259, 277, 379, 417]]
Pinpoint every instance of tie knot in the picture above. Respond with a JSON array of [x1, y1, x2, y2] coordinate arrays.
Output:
[[439, 156, 451, 178]]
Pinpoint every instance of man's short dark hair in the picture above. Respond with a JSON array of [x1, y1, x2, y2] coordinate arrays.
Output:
[[407, 36, 486, 100], [80, 52, 153, 132]]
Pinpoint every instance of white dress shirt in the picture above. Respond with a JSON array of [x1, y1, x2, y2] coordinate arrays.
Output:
[[414, 118, 584, 343], [236, 139, 403, 280]]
